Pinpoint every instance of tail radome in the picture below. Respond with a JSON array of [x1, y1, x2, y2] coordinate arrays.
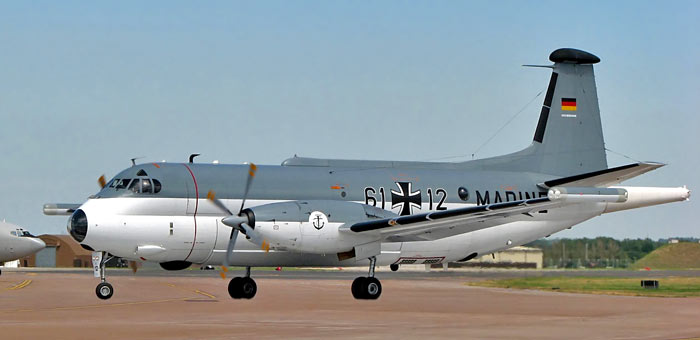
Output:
[[463, 48, 608, 176]]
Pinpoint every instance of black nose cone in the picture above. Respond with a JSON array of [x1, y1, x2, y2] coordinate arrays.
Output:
[[68, 209, 88, 242]]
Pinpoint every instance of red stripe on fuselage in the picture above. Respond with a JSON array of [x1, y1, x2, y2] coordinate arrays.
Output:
[[183, 164, 198, 261]]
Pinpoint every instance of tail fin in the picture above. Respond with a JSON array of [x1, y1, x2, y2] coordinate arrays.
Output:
[[463, 48, 608, 176]]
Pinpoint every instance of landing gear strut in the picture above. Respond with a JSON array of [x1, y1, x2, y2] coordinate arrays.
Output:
[[228, 266, 257, 299], [94, 251, 114, 300], [352, 256, 382, 300]]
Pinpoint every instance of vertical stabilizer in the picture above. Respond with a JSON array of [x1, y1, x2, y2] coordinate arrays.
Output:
[[463, 48, 608, 176]]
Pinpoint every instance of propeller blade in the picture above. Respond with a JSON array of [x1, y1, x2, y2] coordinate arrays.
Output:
[[207, 190, 233, 215], [240, 223, 268, 252], [222, 228, 239, 268], [218, 264, 229, 279], [98, 175, 107, 188], [238, 163, 257, 214], [129, 261, 139, 273]]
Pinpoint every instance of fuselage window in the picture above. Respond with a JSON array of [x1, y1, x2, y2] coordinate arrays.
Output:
[[10, 231, 17, 236], [153, 179, 162, 193], [108, 179, 119, 188]]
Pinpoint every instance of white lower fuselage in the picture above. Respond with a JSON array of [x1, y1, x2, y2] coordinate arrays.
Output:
[[78, 196, 607, 267]]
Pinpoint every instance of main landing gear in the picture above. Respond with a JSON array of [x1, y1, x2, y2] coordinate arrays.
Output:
[[352, 256, 382, 300], [228, 266, 257, 299], [95, 251, 114, 300]]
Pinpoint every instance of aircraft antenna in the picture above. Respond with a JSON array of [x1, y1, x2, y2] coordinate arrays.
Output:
[[604, 147, 642, 163], [189, 154, 200, 163], [130, 157, 144, 166], [471, 89, 544, 159], [420, 89, 543, 162]]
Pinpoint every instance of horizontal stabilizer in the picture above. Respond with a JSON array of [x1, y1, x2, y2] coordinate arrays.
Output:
[[540, 162, 665, 188]]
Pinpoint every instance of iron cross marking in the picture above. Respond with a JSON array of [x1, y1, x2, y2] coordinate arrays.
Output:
[[391, 182, 422, 216]]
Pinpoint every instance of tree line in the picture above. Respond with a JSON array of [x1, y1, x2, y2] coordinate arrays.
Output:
[[525, 237, 698, 268]]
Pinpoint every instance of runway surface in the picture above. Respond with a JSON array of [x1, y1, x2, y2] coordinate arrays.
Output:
[[2, 268, 699, 339]]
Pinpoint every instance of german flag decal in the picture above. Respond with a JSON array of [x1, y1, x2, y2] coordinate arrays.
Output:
[[561, 98, 577, 111]]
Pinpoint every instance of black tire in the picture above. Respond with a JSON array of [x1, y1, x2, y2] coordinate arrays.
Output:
[[240, 277, 257, 299], [96, 282, 114, 300], [351, 277, 366, 299], [363, 277, 382, 300], [228, 277, 243, 299], [390, 264, 399, 272]]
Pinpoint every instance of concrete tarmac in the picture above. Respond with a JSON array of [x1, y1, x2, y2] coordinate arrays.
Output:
[[1, 269, 699, 339]]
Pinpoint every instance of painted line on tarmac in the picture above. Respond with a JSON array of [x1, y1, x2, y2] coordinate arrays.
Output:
[[0, 297, 192, 314], [164, 282, 217, 300], [5, 280, 32, 290]]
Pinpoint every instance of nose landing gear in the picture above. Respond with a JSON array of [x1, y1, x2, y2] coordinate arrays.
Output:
[[351, 256, 382, 300], [227, 266, 257, 299], [93, 251, 114, 300]]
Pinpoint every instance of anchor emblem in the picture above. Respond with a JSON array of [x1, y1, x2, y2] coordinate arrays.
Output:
[[312, 215, 325, 230], [309, 211, 328, 230]]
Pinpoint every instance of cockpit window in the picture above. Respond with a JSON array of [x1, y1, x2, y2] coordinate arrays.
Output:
[[127, 178, 159, 194], [9, 229, 33, 237], [102, 175, 162, 196], [141, 178, 153, 193], [115, 179, 131, 190], [128, 179, 141, 193]]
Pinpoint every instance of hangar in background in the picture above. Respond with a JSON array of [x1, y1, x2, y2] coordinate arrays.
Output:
[[21, 235, 92, 268]]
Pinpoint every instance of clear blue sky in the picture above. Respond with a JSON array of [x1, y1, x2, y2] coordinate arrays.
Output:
[[0, 1, 698, 239]]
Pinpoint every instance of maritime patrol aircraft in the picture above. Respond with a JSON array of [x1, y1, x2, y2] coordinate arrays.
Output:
[[44, 48, 690, 300], [0, 221, 46, 275]]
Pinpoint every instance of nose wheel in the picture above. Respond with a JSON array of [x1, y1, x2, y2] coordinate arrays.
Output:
[[93, 251, 115, 300], [352, 256, 382, 300], [96, 282, 114, 300], [228, 266, 257, 299]]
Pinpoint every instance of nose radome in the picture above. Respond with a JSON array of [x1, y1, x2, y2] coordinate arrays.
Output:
[[68, 209, 88, 242], [31, 238, 46, 252]]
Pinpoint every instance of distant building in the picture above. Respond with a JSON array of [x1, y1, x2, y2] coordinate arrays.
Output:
[[446, 246, 543, 269], [668, 239, 680, 244], [20, 235, 92, 268]]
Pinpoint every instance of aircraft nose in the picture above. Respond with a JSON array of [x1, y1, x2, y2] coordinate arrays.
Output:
[[67, 209, 88, 242], [31, 238, 46, 252]]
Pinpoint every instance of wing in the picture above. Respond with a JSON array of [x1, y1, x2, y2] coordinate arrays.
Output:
[[344, 197, 560, 242]]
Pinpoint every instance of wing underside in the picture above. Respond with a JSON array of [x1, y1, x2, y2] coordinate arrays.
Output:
[[345, 198, 561, 242]]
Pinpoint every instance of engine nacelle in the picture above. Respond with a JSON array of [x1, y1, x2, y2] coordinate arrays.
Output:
[[244, 200, 394, 256]]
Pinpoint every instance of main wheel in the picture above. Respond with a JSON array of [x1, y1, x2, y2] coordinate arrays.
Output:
[[96, 282, 114, 300], [390, 264, 399, 272], [228, 277, 243, 299], [351, 277, 366, 299], [362, 277, 382, 300], [240, 277, 257, 299]]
